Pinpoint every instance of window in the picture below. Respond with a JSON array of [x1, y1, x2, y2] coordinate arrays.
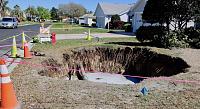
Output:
[[2, 18, 12, 22]]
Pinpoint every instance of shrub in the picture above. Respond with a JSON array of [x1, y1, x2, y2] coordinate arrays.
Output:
[[184, 27, 200, 48], [32, 37, 40, 43], [136, 26, 166, 42], [111, 15, 121, 22], [123, 23, 132, 32], [112, 21, 124, 30], [92, 23, 97, 27], [162, 31, 189, 48]]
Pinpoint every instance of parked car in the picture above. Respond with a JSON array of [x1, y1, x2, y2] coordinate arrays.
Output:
[[0, 17, 18, 29]]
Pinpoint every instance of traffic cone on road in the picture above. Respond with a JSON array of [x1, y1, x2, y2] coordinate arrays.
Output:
[[21, 32, 26, 50], [24, 42, 32, 59], [0, 58, 20, 109], [10, 36, 18, 58]]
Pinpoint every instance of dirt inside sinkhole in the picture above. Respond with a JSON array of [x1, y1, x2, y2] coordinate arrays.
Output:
[[38, 47, 190, 81]]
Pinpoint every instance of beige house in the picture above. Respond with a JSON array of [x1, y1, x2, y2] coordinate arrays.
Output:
[[79, 14, 95, 26]]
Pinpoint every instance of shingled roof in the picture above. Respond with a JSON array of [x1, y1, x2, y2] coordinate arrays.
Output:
[[98, 3, 134, 15], [79, 14, 95, 19]]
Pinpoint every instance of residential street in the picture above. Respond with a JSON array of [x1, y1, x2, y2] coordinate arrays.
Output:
[[0, 24, 50, 56], [0, 24, 50, 46]]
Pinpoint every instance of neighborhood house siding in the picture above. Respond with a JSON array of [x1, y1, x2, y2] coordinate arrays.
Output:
[[86, 18, 94, 26], [120, 14, 129, 22], [95, 4, 106, 28], [105, 17, 111, 27], [134, 0, 146, 12], [130, 0, 147, 32], [79, 18, 85, 25], [97, 17, 105, 28], [132, 12, 143, 32], [95, 3, 133, 28]]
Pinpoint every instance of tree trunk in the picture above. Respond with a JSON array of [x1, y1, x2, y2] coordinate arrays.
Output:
[[166, 20, 170, 34]]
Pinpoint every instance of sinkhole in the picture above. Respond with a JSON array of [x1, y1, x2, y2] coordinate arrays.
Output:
[[39, 47, 190, 85]]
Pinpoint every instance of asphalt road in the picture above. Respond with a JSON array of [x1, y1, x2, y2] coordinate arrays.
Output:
[[0, 24, 50, 56], [0, 24, 50, 45]]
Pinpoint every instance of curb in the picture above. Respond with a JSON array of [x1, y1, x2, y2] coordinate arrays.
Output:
[[18, 23, 39, 27], [7, 24, 52, 72], [6, 42, 34, 73]]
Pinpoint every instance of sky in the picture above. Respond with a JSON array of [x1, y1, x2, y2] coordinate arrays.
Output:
[[8, 0, 136, 11]]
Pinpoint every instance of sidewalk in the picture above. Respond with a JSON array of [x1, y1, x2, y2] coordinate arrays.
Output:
[[54, 33, 135, 40]]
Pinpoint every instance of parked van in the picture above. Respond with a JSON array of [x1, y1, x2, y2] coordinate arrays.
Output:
[[0, 17, 18, 29]]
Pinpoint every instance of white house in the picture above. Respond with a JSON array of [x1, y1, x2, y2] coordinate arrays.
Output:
[[94, 3, 133, 28], [128, 0, 195, 32], [79, 14, 95, 26]]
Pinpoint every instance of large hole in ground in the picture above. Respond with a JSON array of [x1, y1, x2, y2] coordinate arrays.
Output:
[[39, 47, 190, 84]]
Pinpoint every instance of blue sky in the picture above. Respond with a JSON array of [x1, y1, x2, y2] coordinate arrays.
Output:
[[8, 0, 136, 11]]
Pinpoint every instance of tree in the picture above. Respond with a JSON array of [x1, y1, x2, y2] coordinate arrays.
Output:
[[50, 7, 59, 20], [25, 6, 38, 18], [143, 0, 197, 31], [0, 0, 3, 17], [111, 14, 121, 23], [11, 5, 23, 18], [172, 0, 196, 31], [37, 6, 51, 19], [59, 2, 86, 18], [143, 0, 174, 31], [0, 0, 10, 17]]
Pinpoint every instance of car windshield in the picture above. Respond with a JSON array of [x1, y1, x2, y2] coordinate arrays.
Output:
[[2, 18, 13, 22]]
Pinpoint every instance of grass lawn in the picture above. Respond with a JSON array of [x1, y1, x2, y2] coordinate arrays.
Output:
[[18, 21, 40, 26], [20, 37, 200, 109], [50, 23, 109, 34], [33, 37, 138, 51]]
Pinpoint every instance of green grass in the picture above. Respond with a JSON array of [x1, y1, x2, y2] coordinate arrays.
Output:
[[32, 37, 138, 51], [50, 23, 109, 34]]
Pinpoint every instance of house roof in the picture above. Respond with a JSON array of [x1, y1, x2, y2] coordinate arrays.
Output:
[[128, 0, 147, 16], [98, 3, 134, 16], [79, 14, 95, 19]]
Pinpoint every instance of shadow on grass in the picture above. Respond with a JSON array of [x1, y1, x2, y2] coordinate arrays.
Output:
[[105, 42, 154, 47]]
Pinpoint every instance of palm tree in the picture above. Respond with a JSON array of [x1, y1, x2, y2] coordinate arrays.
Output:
[[0, 0, 4, 17], [0, 0, 10, 17], [12, 5, 22, 18]]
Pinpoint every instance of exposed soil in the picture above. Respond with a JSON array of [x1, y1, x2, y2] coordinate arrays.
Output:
[[38, 47, 189, 80], [11, 46, 200, 109]]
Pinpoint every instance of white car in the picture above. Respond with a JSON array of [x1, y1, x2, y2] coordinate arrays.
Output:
[[0, 17, 18, 29]]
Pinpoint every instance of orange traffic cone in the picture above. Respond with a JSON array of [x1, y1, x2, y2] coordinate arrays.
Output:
[[0, 58, 20, 109], [24, 42, 32, 59]]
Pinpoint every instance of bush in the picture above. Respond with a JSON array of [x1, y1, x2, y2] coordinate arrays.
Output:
[[92, 23, 97, 27], [123, 23, 132, 32], [32, 37, 40, 43], [136, 26, 166, 42], [111, 15, 121, 22], [112, 21, 124, 30], [184, 27, 200, 48], [160, 31, 189, 48]]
